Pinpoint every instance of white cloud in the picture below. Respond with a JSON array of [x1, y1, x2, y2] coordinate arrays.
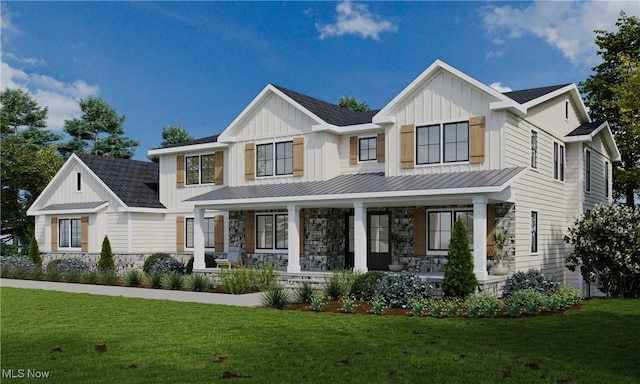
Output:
[[489, 82, 512, 93], [5, 52, 45, 66], [0, 3, 19, 35], [483, 1, 639, 66], [316, 1, 397, 40]]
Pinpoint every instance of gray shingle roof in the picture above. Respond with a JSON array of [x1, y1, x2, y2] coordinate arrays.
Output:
[[566, 120, 605, 137], [186, 167, 525, 204], [503, 84, 571, 104], [41, 201, 107, 211], [162, 135, 219, 149], [77, 154, 165, 209], [272, 84, 378, 126]]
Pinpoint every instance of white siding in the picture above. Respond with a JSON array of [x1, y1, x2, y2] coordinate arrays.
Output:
[[527, 95, 582, 138], [338, 132, 386, 174]]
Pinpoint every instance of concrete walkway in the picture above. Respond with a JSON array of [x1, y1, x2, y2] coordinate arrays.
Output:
[[0, 278, 264, 307]]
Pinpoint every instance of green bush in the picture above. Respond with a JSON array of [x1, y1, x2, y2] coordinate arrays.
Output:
[[374, 271, 434, 308], [63, 270, 83, 283], [163, 272, 184, 290], [293, 282, 315, 304], [408, 297, 429, 317], [146, 271, 164, 289], [149, 258, 185, 275], [123, 270, 144, 287], [441, 217, 478, 298], [464, 293, 504, 317], [548, 285, 581, 309], [186, 274, 209, 292], [501, 269, 561, 298], [143, 253, 172, 273], [1, 255, 37, 276], [49, 258, 90, 275], [369, 296, 389, 315], [27, 235, 42, 266], [98, 235, 115, 272], [98, 270, 120, 285], [81, 270, 100, 284], [340, 295, 360, 313], [350, 271, 386, 300], [323, 276, 346, 301], [261, 286, 290, 309], [507, 288, 545, 315], [428, 298, 461, 318]]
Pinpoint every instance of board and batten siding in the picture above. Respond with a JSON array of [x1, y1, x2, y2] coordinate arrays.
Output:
[[45, 163, 116, 207], [388, 70, 498, 176]]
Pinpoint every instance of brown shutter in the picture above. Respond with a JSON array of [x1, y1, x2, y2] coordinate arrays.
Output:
[[469, 116, 486, 164], [486, 205, 496, 257], [176, 155, 185, 188], [293, 137, 304, 177], [81, 216, 89, 252], [214, 215, 224, 252], [400, 125, 415, 169], [214, 151, 224, 185], [245, 143, 255, 180], [176, 216, 185, 252], [244, 212, 255, 253], [377, 132, 385, 163], [299, 209, 305, 252], [51, 217, 58, 251], [349, 136, 357, 165], [413, 208, 426, 255]]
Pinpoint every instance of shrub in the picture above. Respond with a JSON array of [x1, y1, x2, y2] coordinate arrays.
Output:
[[44, 268, 62, 282], [163, 272, 184, 290], [340, 295, 360, 313], [27, 235, 42, 266], [149, 258, 185, 275], [501, 269, 561, 298], [123, 270, 144, 287], [333, 269, 361, 295], [50, 258, 90, 275], [323, 276, 346, 301], [464, 293, 504, 317], [293, 282, 315, 304], [548, 285, 581, 309], [350, 271, 386, 301], [408, 297, 429, 317], [146, 271, 164, 289], [309, 292, 326, 312], [261, 286, 290, 309], [98, 270, 120, 285], [254, 264, 279, 291], [186, 274, 209, 292], [374, 271, 434, 308], [565, 204, 640, 298], [81, 270, 100, 284], [1, 255, 37, 276], [369, 296, 389, 315], [98, 235, 115, 272], [143, 253, 172, 273], [441, 217, 478, 298], [507, 288, 545, 315], [220, 267, 252, 294], [63, 270, 83, 283]]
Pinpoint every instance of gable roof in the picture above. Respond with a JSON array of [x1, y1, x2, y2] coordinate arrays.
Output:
[[566, 120, 605, 137], [564, 120, 621, 162], [503, 84, 572, 104], [77, 154, 165, 209]]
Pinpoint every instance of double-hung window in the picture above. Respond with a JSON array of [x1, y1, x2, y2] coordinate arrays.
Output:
[[531, 211, 538, 253], [585, 150, 591, 192], [427, 210, 473, 251], [359, 137, 377, 162], [443, 121, 469, 162], [185, 217, 215, 248], [186, 154, 215, 185], [605, 161, 609, 197], [416, 121, 469, 165], [257, 141, 293, 177], [554, 142, 565, 181], [256, 213, 288, 249], [531, 131, 538, 168], [59, 218, 81, 248], [416, 124, 441, 164]]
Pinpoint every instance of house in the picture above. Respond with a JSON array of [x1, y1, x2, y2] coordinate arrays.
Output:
[[29, 60, 620, 292]]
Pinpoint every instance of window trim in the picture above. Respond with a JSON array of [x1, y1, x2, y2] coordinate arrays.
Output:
[[184, 217, 216, 249], [76, 172, 82, 192], [255, 213, 288, 251], [585, 150, 591, 192], [530, 130, 538, 169], [185, 153, 216, 186], [565, 100, 569, 121], [530, 211, 538, 254], [58, 217, 82, 249], [358, 136, 378, 162], [553, 142, 565, 182], [415, 120, 470, 166], [256, 140, 294, 178], [604, 161, 609, 198], [427, 209, 474, 254]]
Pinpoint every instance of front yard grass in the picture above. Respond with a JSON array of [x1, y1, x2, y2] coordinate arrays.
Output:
[[1, 287, 639, 383]]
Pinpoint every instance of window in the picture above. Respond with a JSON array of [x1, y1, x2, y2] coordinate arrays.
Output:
[[76, 172, 82, 192], [257, 141, 293, 177], [554, 142, 565, 181], [565, 100, 569, 120], [531, 211, 538, 253], [605, 161, 609, 197], [416, 121, 470, 165], [59, 218, 81, 248], [185, 217, 215, 248], [369, 214, 389, 253], [531, 131, 538, 168], [585, 150, 591, 192], [256, 213, 287, 249], [359, 137, 377, 162], [185, 154, 215, 185], [428, 210, 473, 251]]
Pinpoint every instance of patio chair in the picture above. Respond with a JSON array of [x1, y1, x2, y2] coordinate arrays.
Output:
[[215, 247, 243, 269]]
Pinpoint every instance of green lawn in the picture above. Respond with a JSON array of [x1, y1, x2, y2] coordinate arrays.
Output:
[[1, 288, 639, 383]]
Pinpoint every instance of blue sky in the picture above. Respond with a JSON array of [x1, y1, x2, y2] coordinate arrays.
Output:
[[1, 1, 638, 160]]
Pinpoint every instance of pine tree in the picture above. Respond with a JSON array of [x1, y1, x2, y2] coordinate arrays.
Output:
[[98, 236, 115, 272], [441, 217, 478, 298], [28, 234, 42, 266]]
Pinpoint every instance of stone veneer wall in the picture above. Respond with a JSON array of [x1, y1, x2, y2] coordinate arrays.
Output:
[[40, 252, 193, 275]]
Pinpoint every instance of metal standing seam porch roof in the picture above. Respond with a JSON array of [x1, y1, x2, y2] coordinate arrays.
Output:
[[185, 167, 526, 206]]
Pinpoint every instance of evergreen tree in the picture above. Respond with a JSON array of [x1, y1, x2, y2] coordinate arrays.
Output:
[[338, 96, 371, 112], [441, 217, 478, 298], [98, 236, 115, 272], [147, 125, 194, 163], [0, 88, 48, 136], [28, 234, 42, 266]]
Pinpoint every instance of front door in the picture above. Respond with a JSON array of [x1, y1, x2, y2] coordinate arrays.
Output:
[[367, 212, 391, 270]]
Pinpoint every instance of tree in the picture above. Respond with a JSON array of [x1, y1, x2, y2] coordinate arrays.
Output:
[[147, 125, 194, 163], [28, 234, 42, 266], [338, 96, 371, 112], [579, 12, 640, 207], [0, 88, 48, 136], [98, 235, 115, 272], [441, 217, 478, 298], [58, 97, 140, 159], [565, 204, 640, 298]]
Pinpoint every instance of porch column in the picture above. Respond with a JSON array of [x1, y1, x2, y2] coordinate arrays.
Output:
[[193, 207, 206, 269], [473, 196, 488, 281], [353, 201, 368, 273], [287, 204, 301, 273]]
